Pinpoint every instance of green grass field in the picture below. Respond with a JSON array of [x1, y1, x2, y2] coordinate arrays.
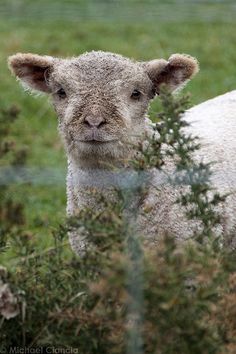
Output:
[[1, 1, 236, 248]]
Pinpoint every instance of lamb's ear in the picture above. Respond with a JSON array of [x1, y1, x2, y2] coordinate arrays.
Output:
[[8, 53, 54, 93], [145, 54, 199, 93]]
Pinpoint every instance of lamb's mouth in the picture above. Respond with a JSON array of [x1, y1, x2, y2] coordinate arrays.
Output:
[[79, 139, 118, 144]]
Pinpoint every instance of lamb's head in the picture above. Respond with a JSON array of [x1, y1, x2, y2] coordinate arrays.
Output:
[[8, 51, 198, 168]]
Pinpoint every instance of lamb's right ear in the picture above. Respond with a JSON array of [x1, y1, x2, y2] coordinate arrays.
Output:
[[8, 53, 54, 93], [145, 54, 199, 93]]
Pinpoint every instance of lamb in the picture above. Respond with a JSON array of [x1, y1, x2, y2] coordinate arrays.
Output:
[[8, 50, 236, 252]]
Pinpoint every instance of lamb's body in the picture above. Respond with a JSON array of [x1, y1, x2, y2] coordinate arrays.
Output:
[[10, 50, 236, 253], [67, 91, 236, 252], [140, 90, 236, 246], [185, 90, 236, 241]]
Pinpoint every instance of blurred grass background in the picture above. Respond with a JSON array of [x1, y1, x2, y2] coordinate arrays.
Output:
[[0, 0, 236, 241]]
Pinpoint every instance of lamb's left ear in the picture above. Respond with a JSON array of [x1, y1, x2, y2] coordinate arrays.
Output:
[[8, 53, 54, 93], [145, 54, 199, 93]]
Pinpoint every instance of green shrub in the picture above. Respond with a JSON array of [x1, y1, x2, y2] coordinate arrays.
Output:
[[0, 105, 26, 250], [0, 90, 236, 353]]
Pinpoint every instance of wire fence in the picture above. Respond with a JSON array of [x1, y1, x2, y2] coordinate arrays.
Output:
[[0, 2, 235, 352]]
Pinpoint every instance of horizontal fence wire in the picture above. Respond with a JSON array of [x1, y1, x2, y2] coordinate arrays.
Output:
[[0, 0, 236, 22], [1, 166, 235, 189]]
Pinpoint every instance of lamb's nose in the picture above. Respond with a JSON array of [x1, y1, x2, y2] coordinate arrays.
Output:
[[84, 116, 106, 128]]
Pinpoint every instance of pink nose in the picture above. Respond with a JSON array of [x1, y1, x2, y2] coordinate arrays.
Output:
[[84, 116, 106, 128]]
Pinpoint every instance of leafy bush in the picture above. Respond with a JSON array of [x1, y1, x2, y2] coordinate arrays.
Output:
[[0, 90, 236, 353], [0, 105, 26, 250]]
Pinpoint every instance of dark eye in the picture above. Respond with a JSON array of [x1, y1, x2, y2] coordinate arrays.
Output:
[[56, 88, 66, 99], [131, 89, 141, 100]]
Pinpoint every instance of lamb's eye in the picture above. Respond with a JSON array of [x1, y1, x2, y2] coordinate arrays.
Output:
[[131, 89, 141, 100], [56, 88, 66, 99]]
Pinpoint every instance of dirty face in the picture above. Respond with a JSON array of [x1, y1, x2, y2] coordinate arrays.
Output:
[[49, 53, 155, 165], [8, 51, 199, 167]]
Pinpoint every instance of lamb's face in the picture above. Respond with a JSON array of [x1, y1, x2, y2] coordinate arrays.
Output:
[[49, 52, 154, 163], [8, 51, 199, 167]]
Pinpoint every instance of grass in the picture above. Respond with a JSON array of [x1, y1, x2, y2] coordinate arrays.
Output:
[[0, 2, 236, 247]]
